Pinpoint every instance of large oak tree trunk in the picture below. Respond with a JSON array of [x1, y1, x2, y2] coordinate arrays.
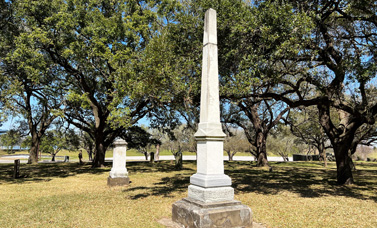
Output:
[[28, 134, 40, 164], [92, 138, 106, 167], [318, 104, 360, 185], [256, 133, 269, 167], [333, 141, 354, 185]]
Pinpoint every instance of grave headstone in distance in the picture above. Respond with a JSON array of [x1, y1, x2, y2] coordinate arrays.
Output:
[[13, 159, 20, 179], [107, 139, 130, 186]]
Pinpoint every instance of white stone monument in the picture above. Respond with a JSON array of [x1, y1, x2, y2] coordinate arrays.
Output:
[[107, 139, 130, 186], [172, 9, 252, 227]]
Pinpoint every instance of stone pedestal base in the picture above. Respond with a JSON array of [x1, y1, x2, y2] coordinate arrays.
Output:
[[107, 176, 129, 187], [188, 185, 234, 203], [172, 198, 252, 228]]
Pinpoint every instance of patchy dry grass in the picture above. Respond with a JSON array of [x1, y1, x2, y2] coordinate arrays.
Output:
[[0, 161, 376, 228]]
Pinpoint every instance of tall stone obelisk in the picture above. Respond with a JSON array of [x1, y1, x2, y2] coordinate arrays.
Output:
[[172, 9, 252, 228]]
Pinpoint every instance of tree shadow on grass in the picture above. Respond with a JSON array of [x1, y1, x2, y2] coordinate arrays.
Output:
[[126, 160, 195, 174], [228, 161, 377, 202], [2, 159, 376, 202], [121, 161, 377, 202], [123, 173, 190, 200], [0, 160, 195, 185], [0, 162, 109, 184], [122, 161, 195, 200]]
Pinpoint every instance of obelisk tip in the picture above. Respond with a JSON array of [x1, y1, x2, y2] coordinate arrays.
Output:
[[203, 8, 217, 45]]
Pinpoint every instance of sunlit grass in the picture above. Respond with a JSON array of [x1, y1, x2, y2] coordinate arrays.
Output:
[[0, 161, 376, 227]]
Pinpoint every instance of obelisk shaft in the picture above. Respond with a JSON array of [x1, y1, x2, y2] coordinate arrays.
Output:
[[190, 9, 231, 191], [200, 8, 220, 124], [195, 8, 225, 138]]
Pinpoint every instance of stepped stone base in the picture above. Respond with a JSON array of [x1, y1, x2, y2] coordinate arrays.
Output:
[[172, 198, 252, 228], [107, 176, 129, 187]]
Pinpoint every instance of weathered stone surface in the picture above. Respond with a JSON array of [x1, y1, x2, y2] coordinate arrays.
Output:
[[203, 8, 217, 45], [158, 218, 184, 228], [190, 173, 232, 188], [107, 176, 130, 187], [109, 139, 128, 178], [172, 198, 252, 228], [188, 185, 234, 203], [171, 9, 253, 228], [195, 8, 223, 138], [190, 8, 229, 190], [191, 139, 231, 188]]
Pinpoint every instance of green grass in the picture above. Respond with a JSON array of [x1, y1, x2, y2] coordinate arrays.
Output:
[[0, 161, 376, 227], [0, 149, 29, 156]]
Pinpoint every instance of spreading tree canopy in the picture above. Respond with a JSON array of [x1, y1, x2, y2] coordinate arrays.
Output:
[[6, 0, 181, 166]]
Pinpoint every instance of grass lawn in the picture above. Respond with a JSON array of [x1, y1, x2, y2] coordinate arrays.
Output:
[[0, 161, 376, 228]]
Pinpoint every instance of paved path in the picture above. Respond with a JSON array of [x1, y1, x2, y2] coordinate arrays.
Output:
[[0, 154, 293, 164], [123, 155, 292, 162]]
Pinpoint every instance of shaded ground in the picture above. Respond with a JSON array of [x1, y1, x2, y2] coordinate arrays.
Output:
[[0, 160, 376, 228], [229, 161, 377, 202], [1, 160, 376, 202]]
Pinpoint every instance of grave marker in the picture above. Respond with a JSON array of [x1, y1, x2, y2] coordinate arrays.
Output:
[[13, 159, 20, 179], [172, 9, 252, 227], [107, 139, 130, 186]]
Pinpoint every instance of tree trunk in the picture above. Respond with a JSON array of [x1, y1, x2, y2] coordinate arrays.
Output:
[[87, 149, 93, 161], [144, 152, 149, 161], [28, 135, 40, 164], [229, 153, 234, 161], [333, 142, 354, 185], [155, 144, 160, 161], [175, 151, 183, 170], [85, 143, 94, 161], [317, 103, 361, 185], [92, 139, 106, 167], [256, 133, 269, 167], [51, 153, 56, 162], [226, 150, 233, 161], [318, 141, 327, 167], [150, 152, 155, 163]]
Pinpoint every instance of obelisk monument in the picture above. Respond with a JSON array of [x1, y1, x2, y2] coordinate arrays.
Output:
[[172, 9, 252, 227]]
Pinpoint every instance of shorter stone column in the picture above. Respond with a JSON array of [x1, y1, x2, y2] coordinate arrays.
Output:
[[107, 139, 129, 186]]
